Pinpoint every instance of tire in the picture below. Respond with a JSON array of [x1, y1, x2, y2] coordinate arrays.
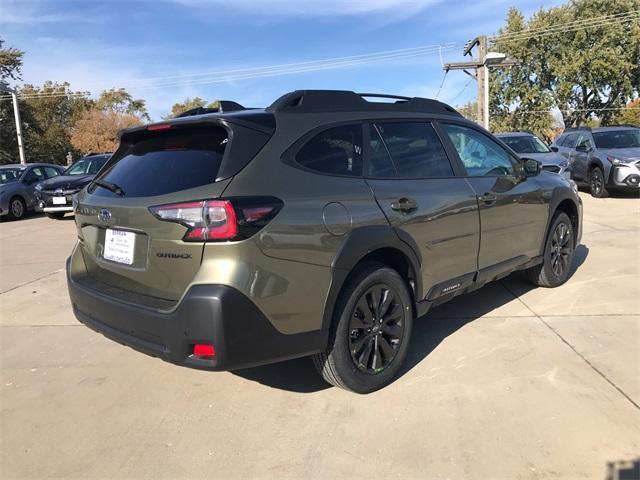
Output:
[[46, 212, 65, 220], [312, 262, 414, 393], [525, 212, 575, 288], [589, 166, 609, 198], [8, 196, 26, 220]]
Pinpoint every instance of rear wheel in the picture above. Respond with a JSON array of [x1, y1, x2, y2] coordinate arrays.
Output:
[[46, 212, 65, 220], [526, 212, 575, 288], [312, 262, 413, 393], [8, 196, 26, 220], [589, 167, 608, 198]]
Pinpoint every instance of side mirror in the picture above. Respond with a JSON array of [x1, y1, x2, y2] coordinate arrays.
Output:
[[522, 158, 542, 177], [550, 146, 559, 152]]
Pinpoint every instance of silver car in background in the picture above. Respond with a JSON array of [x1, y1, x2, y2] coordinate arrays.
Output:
[[496, 132, 570, 178], [551, 126, 640, 197], [0, 163, 65, 220]]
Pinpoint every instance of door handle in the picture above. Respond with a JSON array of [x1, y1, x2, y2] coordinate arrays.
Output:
[[390, 197, 418, 213], [478, 192, 498, 206]]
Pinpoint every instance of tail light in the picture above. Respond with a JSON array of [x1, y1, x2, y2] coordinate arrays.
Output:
[[149, 197, 282, 242]]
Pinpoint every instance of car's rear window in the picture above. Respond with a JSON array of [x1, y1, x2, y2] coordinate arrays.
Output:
[[91, 127, 227, 198]]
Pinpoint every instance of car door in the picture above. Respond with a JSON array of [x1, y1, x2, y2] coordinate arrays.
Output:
[[439, 123, 548, 273], [571, 133, 593, 181], [21, 167, 47, 209], [364, 121, 480, 299]]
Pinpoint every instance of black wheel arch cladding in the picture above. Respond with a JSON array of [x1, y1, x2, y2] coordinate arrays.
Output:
[[321, 225, 422, 330]]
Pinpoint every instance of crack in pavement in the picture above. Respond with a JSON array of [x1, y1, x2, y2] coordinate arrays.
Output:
[[500, 280, 640, 411], [0, 269, 62, 295]]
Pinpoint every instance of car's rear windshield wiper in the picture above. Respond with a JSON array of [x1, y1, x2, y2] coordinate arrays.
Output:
[[93, 178, 125, 196]]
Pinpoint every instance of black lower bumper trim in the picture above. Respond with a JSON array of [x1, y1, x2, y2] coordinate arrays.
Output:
[[67, 260, 328, 371]]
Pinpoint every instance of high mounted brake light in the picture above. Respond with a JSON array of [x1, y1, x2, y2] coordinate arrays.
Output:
[[149, 197, 282, 242], [147, 124, 173, 131]]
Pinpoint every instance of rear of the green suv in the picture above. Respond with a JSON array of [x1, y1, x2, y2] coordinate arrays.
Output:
[[68, 90, 582, 393]]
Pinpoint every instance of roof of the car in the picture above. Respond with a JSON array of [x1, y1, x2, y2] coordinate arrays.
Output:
[[0, 162, 59, 168], [591, 126, 639, 132], [495, 132, 535, 137]]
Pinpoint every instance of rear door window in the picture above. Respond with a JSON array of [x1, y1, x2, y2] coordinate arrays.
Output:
[[371, 122, 453, 178], [92, 126, 228, 198], [295, 124, 363, 176]]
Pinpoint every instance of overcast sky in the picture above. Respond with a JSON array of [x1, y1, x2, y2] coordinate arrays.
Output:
[[3, 0, 564, 120]]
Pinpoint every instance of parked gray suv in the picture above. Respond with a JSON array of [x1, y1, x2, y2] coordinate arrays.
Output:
[[551, 126, 640, 197], [67, 90, 583, 392]]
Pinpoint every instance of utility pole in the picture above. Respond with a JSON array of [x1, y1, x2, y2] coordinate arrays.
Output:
[[11, 91, 26, 164], [1, 85, 26, 164], [443, 36, 516, 130]]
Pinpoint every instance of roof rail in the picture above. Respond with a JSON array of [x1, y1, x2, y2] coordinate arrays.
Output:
[[266, 90, 462, 116], [176, 100, 246, 118]]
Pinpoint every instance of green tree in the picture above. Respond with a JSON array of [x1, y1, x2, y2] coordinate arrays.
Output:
[[611, 98, 640, 125], [490, 0, 640, 131], [165, 98, 220, 119], [19, 82, 91, 164], [97, 88, 149, 120]]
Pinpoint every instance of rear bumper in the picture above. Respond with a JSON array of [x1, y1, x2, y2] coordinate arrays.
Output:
[[67, 259, 328, 371]]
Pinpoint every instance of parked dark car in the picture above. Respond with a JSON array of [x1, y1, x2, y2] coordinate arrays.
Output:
[[67, 90, 582, 393], [36, 153, 111, 219], [551, 126, 640, 197], [495, 132, 569, 178], [0, 163, 65, 220]]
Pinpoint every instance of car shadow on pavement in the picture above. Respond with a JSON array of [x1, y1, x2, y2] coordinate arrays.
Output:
[[233, 245, 589, 394]]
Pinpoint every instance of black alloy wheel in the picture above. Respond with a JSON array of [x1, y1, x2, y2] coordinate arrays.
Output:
[[549, 221, 573, 278], [348, 284, 405, 374], [590, 167, 608, 198]]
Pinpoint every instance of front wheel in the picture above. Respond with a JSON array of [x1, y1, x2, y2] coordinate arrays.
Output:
[[8, 196, 26, 220], [525, 212, 575, 288], [312, 262, 413, 393], [590, 167, 609, 198]]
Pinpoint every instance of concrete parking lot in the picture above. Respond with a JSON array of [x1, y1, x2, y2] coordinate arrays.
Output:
[[1, 193, 639, 479]]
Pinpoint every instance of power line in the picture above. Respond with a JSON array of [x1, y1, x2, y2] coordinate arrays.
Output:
[[490, 11, 638, 41], [2, 10, 638, 100]]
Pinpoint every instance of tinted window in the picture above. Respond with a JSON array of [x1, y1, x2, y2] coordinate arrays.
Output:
[[563, 133, 579, 148], [576, 134, 592, 149], [372, 122, 453, 178], [500, 135, 550, 154], [443, 124, 515, 176], [593, 129, 640, 149], [0, 168, 24, 184], [87, 157, 108, 174], [368, 125, 396, 177], [296, 125, 363, 176], [44, 167, 60, 178], [24, 167, 46, 183], [92, 127, 227, 198]]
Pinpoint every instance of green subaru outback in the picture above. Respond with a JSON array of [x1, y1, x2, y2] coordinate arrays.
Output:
[[67, 90, 582, 393]]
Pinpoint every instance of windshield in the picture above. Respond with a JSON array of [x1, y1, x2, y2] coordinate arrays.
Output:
[[64, 156, 108, 176], [500, 135, 550, 154], [0, 168, 25, 184], [593, 129, 640, 149]]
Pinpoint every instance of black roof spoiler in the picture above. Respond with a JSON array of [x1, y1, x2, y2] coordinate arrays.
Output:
[[176, 100, 247, 118], [266, 90, 462, 116]]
